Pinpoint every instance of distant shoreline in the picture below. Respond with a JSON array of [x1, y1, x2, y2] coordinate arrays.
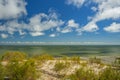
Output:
[[1, 44, 120, 46]]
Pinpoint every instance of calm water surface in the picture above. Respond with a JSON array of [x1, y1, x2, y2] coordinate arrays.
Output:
[[0, 45, 120, 57]]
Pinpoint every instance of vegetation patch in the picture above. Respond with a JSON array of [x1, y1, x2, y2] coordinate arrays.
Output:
[[54, 62, 68, 73], [1, 51, 27, 61], [0, 51, 120, 80]]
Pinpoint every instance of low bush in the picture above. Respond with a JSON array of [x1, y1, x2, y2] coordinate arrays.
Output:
[[70, 56, 81, 64], [99, 67, 120, 80], [1, 51, 27, 61], [65, 67, 120, 80], [6, 59, 38, 80], [0, 52, 38, 80], [65, 68, 98, 80], [0, 63, 5, 80], [54, 62, 68, 72]]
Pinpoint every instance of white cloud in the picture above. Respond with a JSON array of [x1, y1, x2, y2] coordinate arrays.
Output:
[[0, 20, 27, 35], [19, 30, 26, 36], [56, 27, 61, 32], [97, 0, 120, 10], [91, 6, 97, 12], [49, 34, 56, 37], [91, 0, 106, 4], [1, 33, 8, 38], [65, 0, 120, 34], [67, 19, 79, 28], [0, 1, 66, 38], [6, 20, 25, 34], [61, 19, 79, 33], [91, 0, 120, 22], [82, 0, 120, 34], [30, 32, 44, 36], [61, 28, 71, 33], [104, 22, 120, 32], [95, 7, 120, 21], [1, 0, 120, 39], [29, 12, 64, 36], [66, 0, 85, 8], [0, 0, 27, 19], [82, 22, 99, 32], [0, 11, 65, 37]]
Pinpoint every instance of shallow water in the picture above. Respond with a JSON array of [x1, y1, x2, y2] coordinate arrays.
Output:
[[0, 45, 120, 57]]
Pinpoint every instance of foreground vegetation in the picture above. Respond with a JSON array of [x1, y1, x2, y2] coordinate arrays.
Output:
[[64, 67, 120, 80], [0, 51, 38, 80], [0, 51, 120, 80]]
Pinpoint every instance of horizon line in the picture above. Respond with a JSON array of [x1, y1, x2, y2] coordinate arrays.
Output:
[[0, 41, 120, 45]]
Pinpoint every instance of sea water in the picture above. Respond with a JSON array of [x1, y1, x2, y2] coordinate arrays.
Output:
[[0, 45, 120, 57]]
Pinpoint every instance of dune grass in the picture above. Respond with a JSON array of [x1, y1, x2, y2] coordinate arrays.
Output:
[[0, 51, 120, 80]]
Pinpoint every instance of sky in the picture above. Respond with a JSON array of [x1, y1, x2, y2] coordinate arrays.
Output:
[[0, 0, 120, 44]]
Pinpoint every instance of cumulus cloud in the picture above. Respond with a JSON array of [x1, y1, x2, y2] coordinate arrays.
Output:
[[1, 0, 120, 39], [0, 20, 27, 35], [61, 19, 79, 33], [82, 0, 120, 34], [104, 22, 120, 32], [19, 30, 26, 36], [29, 12, 64, 36], [0, 11, 65, 37], [49, 34, 56, 37], [95, 7, 120, 21], [67, 19, 79, 28], [82, 22, 99, 32], [91, 6, 97, 12], [0, 0, 27, 19], [91, 0, 120, 22], [0, 33, 8, 38], [77, 21, 98, 34], [91, 0, 106, 4], [66, 0, 120, 34], [66, 0, 85, 8], [30, 32, 44, 36]]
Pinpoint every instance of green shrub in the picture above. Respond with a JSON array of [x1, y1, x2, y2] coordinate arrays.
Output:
[[99, 67, 120, 80], [6, 59, 37, 80], [61, 56, 68, 61], [65, 68, 98, 80], [0, 63, 5, 80], [70, 56, 81, 64], [21, 59, 38, 80], [1, 51, 27, 61], [54, 62, 68, 72], [65, 67, 120, 80]]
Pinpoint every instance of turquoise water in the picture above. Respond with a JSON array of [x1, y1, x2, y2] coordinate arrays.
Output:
[[0, 45, 120, 57]]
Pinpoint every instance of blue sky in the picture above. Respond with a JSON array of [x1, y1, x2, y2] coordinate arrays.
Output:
[[0, 0, 120, 44]]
